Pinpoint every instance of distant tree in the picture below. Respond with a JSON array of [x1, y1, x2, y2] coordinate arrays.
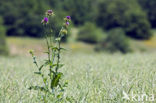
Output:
[[52, 0, 99, 25], [0, 0, 100, 38], [96, 0, 152, 39], [78, 22, 105, 43], [95, 28, 131, 53], [138, 0, 156, 28], [0, 0, 153, 40]]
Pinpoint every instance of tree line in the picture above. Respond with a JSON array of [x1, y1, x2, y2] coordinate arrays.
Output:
[[0, 0, 155, 39], [0, 0, 156, 54]]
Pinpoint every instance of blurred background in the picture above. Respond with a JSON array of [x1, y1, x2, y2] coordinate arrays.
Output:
[[0, 0, 156, 56]]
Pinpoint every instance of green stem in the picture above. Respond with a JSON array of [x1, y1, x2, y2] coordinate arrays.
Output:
[[55, 27, 63, 73], [56, 39, 61, 73]]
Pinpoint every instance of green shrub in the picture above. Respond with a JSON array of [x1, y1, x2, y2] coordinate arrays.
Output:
[[0, 17, 8, 55], [78, 22, 106, 43], [96, 0, 152, 39], [138, 0, 156, 28], [95, 28, 131, 53]]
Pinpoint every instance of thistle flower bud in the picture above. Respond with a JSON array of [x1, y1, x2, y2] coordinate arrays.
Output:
[[29, 50, 34, 56], [63, 16, 71, 28], [61, 29, 68, 35], [66, 22, 70, 26]]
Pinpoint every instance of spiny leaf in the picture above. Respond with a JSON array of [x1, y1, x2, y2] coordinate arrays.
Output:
[[51, 64, 64, 68], [43, 51, 50, 54], [51, 72, 63, 88], [52, 47, 59, 51], [39, 65, 44, 71], [58, 64, 64, 68], [60, 48, 67, 51], [28, 86, 47, 92], [51, 64, 57, 67], [44, 60, 51, 66], [34, 72, 41, 75]]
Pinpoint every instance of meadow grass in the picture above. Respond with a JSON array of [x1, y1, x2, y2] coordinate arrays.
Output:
[[6, 37, 94, 56], [1, 36, 156, 102], [0, 52, 155, 103]]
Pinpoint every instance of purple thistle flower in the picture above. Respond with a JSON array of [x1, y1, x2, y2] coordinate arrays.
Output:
[[41, 17, 48, 24], [66, 16, 71, 20], [47, 10, 53, 14], [44, 17, 48, 22], [46, 10, 53, 16], [66, 22, 70, 25]]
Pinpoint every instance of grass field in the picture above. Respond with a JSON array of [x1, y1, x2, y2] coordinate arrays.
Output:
[[0, 52, 156, 103], [0, 37, 156, 103]]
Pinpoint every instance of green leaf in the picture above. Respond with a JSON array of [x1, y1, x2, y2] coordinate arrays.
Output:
[[39, 65, 44, 71], [63, 81, 68, 87], [58, 64, 64, 68], [43, 78, 47, 84], [28, 86, 47, 92], [44, 60, 51, 66], [51, 64, 57, 67], [57, 94, 63, 99], [51, 72, 63, 88], [51, 64, 64, 68], [60, 48, 67, 51], [34, 72, 41, 75], [52, 47, 58, 51]]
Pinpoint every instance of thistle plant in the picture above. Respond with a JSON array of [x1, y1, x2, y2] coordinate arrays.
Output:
[[29, 10, 72, 103]]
